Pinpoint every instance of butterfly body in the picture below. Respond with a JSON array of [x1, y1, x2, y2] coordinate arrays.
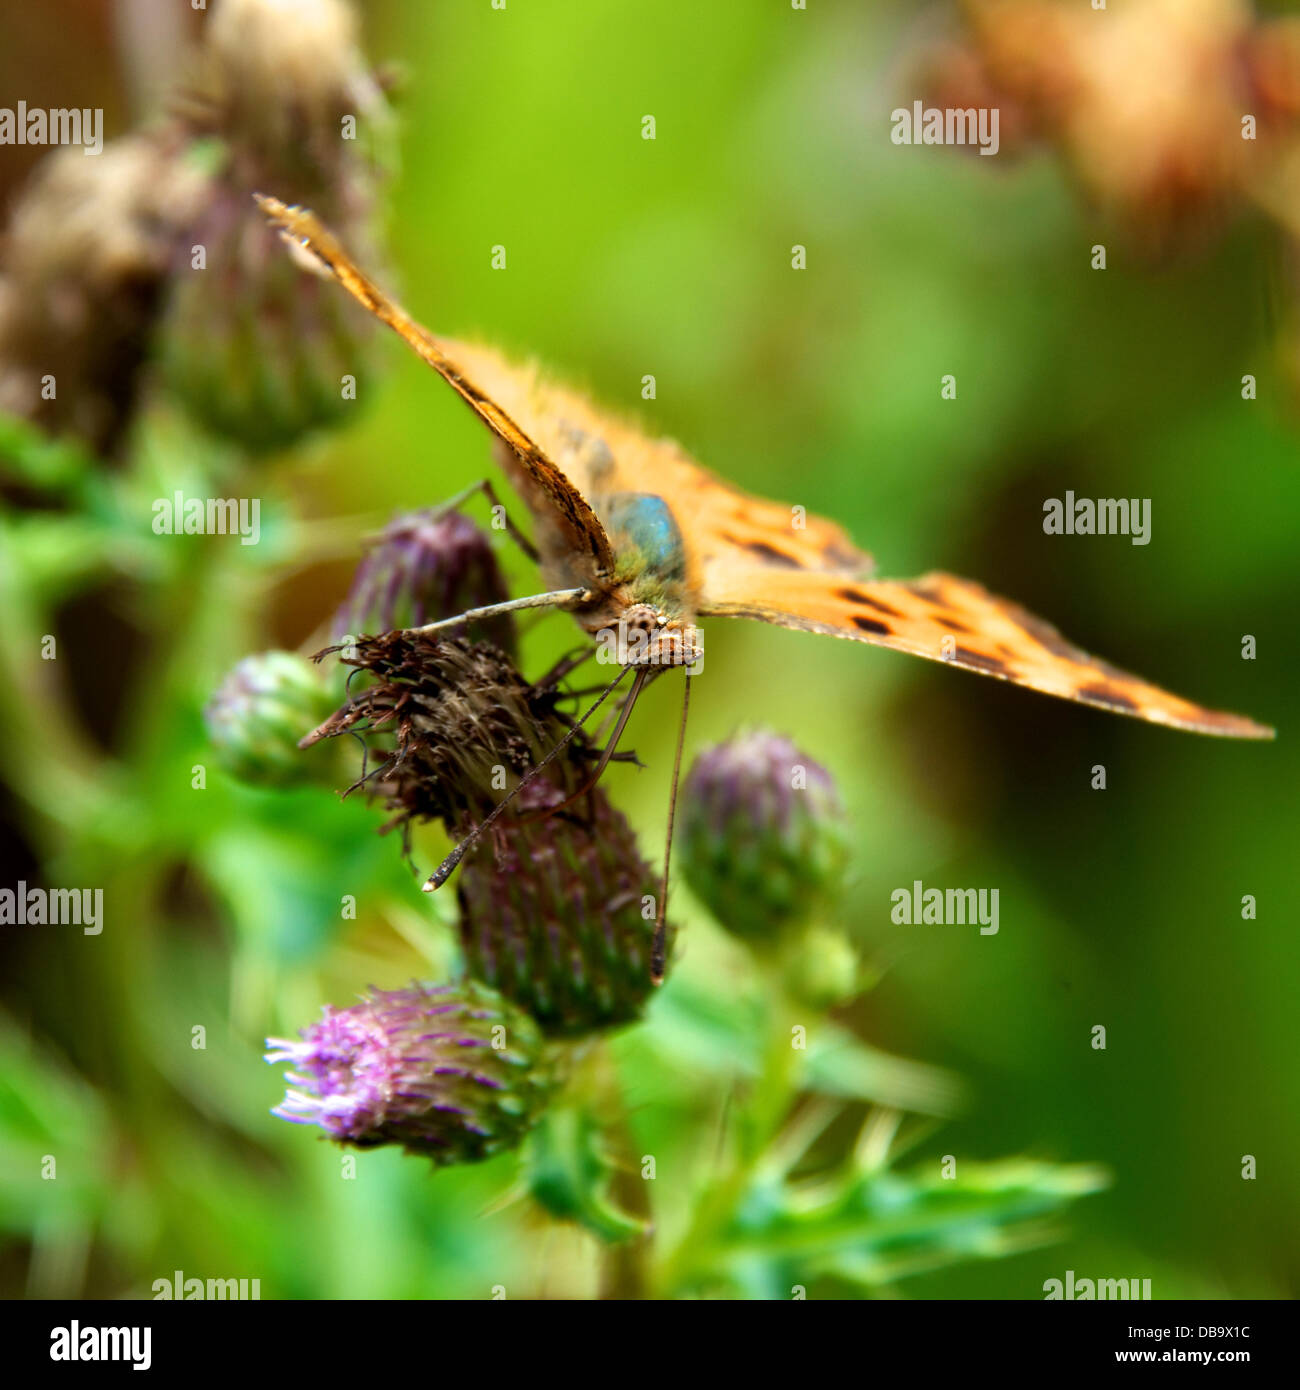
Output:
[[257, 196, 1273, 740], [601, 494, 687, 589], [486, 410, 711, 666]]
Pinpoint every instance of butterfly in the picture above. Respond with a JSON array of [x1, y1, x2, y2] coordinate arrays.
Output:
[[257, 194, 1272, 745]]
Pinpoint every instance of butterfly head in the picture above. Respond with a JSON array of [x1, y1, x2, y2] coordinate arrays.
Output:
[[615, 603, 702, 669]]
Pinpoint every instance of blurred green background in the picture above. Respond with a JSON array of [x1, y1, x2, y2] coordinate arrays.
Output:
[[0, 0, 1296, 1298]]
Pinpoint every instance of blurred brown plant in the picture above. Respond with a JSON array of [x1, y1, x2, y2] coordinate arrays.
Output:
[[0, 0, 390, 460], [160, 0, 392, 450], [919, 0, 1300, 401], [0, 133, 206, 456], [927, 0, 1300, 247]]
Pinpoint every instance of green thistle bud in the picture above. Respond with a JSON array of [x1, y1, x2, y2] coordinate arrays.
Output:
[[193, 0, 389, 191], [332, 509, 516, 656], [159, 185, 381, 452], [679, 730, 848, 948], [204, 650, 337, 787], [266, 979, 553, 1165], [456, 784, 668, 1037]]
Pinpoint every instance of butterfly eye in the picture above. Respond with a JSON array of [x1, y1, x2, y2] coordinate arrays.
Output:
[[621, 603, 661, 633]]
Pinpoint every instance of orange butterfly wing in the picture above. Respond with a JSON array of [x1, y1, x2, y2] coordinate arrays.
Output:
[[411, 337, 871, 588], [699, 565, 1274, 739], [257, 195, 865, 595], [255, 196, 615, 588]]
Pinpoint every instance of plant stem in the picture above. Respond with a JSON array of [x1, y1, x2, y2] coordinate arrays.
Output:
[[651, 977, 805, 1297]]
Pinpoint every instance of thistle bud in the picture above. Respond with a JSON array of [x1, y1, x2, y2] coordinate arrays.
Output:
[[266, 980, 553, 1165], [456, 785, 668, 1037], [0, 134, 207, 456], [195, 0, 387, 190], [204, 649, 337, 787], [332, 509, 516, 655], [679, 730, 848, 947], [159, 203, 380, 452], [159, 0, 391, 450]]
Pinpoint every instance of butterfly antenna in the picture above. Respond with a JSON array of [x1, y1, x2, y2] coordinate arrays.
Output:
[[652, 670, 691, 985], [423, 665, 633, 891]]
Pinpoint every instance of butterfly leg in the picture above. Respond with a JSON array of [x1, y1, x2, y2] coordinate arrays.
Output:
[[430, 477, 540, 564], [537, 644, 601, 690]]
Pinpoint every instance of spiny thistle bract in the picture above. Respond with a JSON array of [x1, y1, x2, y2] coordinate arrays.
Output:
[[679, 730, 849, 948], [302, 632, 672, 1034], [266, 980, 553, 1164], [204, 649, 338, 788], [331, 507, 517, 656]]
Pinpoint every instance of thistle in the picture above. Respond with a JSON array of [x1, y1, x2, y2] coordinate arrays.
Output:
[[331, 509, 516, 656], [303, 632, 671, 1031], [266, 980, 553, 1164], [455, 788, 667, 1037], [301, 634, 563, 829], [0, 134, 207, 455], [204, 650, 338, 788], [679, 730, 848, 948], [159, 0, 391, 450]]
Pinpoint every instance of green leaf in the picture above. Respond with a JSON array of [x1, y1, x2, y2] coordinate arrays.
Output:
[[714, 1158, 1109, 1293], [0, 1016, 116, 1237], [0, 412, 98, 491], [803, 1021, 966, 1117], [634, 978, 963, 1116]]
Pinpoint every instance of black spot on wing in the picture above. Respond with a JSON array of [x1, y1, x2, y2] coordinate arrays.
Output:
[[936, 615, 972, 634], [953, 646, 1010, 676], [852, 615, 892, 636], [837, 587, 902, 618], [725, 535, 802, 568]]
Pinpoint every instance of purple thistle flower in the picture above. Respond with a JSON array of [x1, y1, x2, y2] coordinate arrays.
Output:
[[266, 981, 553, 1164]]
